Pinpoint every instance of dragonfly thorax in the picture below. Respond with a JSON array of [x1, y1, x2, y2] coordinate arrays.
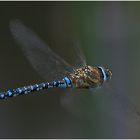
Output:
[[68, 65, 105, 89]]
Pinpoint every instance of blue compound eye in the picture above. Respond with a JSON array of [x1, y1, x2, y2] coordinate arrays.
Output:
[[97, 66, 112, 82]]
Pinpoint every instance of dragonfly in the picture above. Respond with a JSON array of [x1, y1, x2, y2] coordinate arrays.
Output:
[[0, 20, 112, 100], [1, 20, 140, 124]]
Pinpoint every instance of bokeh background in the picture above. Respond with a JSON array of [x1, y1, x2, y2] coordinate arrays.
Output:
[[0, 1, 140, 138]]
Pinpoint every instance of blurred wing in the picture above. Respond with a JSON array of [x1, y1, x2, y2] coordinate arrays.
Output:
[[61, 84, 140, 123], [61, 88, 100, 120], [59, 41, 88, 115], [105, 85, 140, 121], [72, 41, 87, 68], [9, 20, 71, 81]]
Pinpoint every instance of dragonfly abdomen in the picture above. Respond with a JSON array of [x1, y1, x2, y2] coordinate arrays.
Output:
[[0, 77, 72, 99]]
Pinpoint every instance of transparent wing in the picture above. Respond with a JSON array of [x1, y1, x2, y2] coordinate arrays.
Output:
[[9, 20, 71, 81], [61, 89, 97, 120], [105, 85, 140, 120], [72, 41, 87, 68], [61, 83, 140, 125]]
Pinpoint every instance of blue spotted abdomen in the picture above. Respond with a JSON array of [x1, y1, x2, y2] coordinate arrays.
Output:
[[0, 77, 72, 99]]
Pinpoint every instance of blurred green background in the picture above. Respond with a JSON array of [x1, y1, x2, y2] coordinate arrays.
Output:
[[0, 1, 140, 138]]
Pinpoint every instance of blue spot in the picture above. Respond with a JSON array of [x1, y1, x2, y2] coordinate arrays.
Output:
[[26, 86, 31, 93], [53, 81, 56, 86], [31, 85, 36, 90], [31, 85, 38, 90], [35, 84, 39, 91], [64, 77, 71, 85], [13, 93, 17, 97], [22, 86, 27, 92], [0, 93, 5, 98], [42, 83, 46, 88], [54, 81, 59, 87], [17, 88, 22, 94], [7, 90, 13, 97], [48, 85, 53, 88], [38, 83, 44, 90], [64, 77, 72, 87], [47, 82, 54, 88], [22, 87, 28, 94], [30, 85, 34, 90], [60, 83, 67, 88]]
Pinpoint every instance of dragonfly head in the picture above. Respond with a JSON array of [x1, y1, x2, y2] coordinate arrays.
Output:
[[97, 66, 112, 82]]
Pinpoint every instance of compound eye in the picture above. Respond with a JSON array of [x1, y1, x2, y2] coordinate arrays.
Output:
[[97, 66, 112, 82]]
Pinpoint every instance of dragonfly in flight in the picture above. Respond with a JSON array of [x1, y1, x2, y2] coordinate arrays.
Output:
[[0, 20, 112, 99], [1, 20, 140, 123]]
